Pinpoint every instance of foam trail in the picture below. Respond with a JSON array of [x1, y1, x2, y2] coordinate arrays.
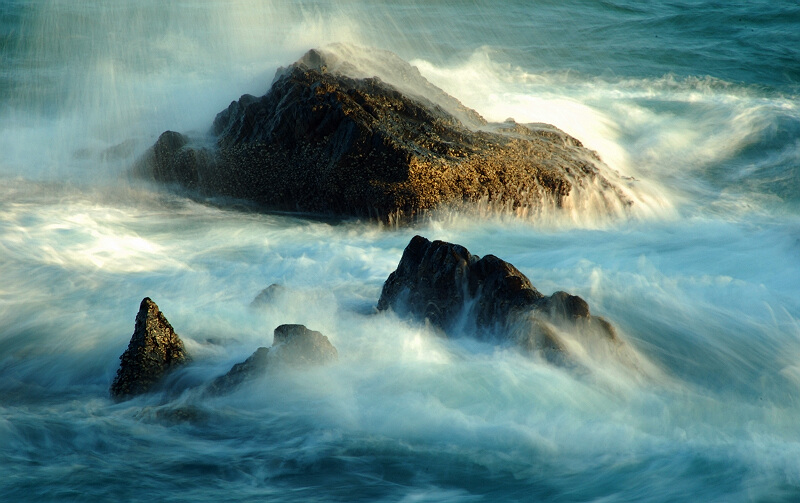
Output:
[[2, 181, 800, 502]]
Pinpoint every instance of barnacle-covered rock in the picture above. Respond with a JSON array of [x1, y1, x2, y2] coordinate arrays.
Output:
[[110, 298, 189, 400], [135, 45, 630, 222]]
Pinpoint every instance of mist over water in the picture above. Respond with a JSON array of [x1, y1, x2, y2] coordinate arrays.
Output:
[[2, 1, 800, 501]]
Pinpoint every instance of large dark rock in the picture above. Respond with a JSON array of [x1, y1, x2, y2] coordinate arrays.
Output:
[[377, 236, 616, 357], [135, 45, 630, 222], [206, 324, 338, 395], [110, 298, 189, 399]]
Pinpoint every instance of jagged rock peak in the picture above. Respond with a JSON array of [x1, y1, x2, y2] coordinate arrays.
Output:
[[110, 297, 189, 400]]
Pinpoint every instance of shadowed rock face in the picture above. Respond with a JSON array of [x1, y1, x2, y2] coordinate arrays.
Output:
[[110, 298, 189, 400], [135, 46, 630, 222], [206, 324, 338, 395], [377, 236, 616, 356]]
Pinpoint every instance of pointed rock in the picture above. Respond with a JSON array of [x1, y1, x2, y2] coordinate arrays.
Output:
[[110, 298, 189, 399]]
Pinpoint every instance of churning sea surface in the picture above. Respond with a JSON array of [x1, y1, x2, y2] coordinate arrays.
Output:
[[1, 1, 800, 501]]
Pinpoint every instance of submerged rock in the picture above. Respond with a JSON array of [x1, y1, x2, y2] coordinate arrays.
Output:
[[110, 298, 189, 400], [135, 45, 630, 222], [250, 283, 287, 308], [206, 324, 338, 395], [377, 235, 616, 357]]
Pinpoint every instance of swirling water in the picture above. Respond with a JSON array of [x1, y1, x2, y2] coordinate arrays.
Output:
[[1, 1, 799, 501]]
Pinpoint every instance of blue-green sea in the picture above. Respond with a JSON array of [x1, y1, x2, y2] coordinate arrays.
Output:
[[1, 1, 799, 501]]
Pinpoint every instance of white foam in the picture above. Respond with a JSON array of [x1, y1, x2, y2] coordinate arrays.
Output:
[[410, 48, 800, 221]]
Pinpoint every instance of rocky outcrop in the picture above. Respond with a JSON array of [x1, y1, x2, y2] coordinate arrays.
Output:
[[206, 324, 338, 395], [135, 45, 630, 222], [377, 235, 616, 357], [110, 298, 189, 399]]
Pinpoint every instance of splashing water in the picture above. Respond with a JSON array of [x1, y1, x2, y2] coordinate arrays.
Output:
[[1, 1, 800, 501]]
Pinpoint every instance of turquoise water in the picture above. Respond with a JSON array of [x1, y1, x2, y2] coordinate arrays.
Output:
[[1, 1, 799, 501]]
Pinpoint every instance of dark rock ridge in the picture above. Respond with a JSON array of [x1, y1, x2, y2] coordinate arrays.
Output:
[[377, 235, 616, 357], [135, 45, 631, 222], [206, 324, 338, 395], [110, 298, 189, 399]]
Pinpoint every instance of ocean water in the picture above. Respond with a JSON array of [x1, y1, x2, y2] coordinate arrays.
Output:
[[1, 1, 799, 501]]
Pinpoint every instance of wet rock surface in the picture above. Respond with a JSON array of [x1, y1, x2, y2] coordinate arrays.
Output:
[[206, 324, 338, 395], [377, 235, 616, 356], [135, 46, 630, 222], [110, 298, 189, 400]]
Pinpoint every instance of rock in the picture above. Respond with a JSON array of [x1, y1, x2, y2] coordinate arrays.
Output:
[[377, 235, 616, 356], [285, 43, 488, 130], [206, 347, 270, 394], [206, 324, 337, 394], [110, 298, 189, 399], [250, 283, 286, 308], [134, 45, 631, 222], [271, 324, 339, 365]]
